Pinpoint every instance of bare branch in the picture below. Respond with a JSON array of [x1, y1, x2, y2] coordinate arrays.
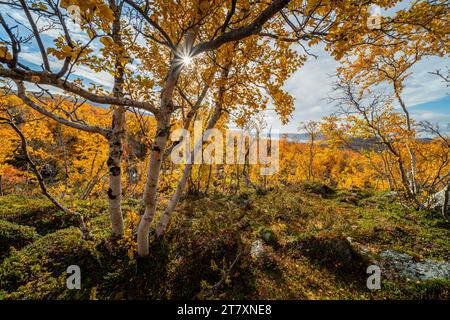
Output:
[[15, 80, 111, 136], [193, 0, 291, 55], [0, 115, 91, 239], [0, 66, 159, 115]]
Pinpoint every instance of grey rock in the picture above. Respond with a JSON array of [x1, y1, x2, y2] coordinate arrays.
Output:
[[261, 230, 277, 246], [261, 232, 272, 243], [250, 240, 267, 261], [380, 249, 450, 281], [427, 188, 450, 211], [383, 191, 398, 198]]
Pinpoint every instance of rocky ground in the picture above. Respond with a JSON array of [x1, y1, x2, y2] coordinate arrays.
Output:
[[0, 183, 449, 299]]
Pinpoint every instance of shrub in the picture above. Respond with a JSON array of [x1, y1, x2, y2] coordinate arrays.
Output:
[[0, 219, 40, 259], [0, 195, 107, 235], [0, 227, 99, 299]]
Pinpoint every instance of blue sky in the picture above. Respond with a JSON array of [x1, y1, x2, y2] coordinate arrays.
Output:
[[1, 3, 449, 134]]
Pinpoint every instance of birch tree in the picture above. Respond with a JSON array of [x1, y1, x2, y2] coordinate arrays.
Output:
[[0, 0, 408, 257]]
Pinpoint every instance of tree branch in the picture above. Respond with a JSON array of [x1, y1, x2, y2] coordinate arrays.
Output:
[[15, 81, 111, 136], [192, 0, 291, 55], [0, 116, 91, 239], [0, 66, 159, 115], [18, 0, 51, 72]]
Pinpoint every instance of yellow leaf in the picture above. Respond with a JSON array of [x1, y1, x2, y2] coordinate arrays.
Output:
[[100, 37, 113, 47], [87, 29, 95, 39], [0, 46, 12, 61], [61, 45, 73, 55]]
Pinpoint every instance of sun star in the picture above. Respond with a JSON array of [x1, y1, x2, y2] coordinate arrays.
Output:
[[182, 55, 193, 66]]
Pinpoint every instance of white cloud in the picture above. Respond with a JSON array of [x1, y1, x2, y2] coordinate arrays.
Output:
[[263, 46, 449, 134], [411, 110, 450, 122], [20, 51, 113, 90], [263, 45, 339, 133], [402, 56, 450, 107]]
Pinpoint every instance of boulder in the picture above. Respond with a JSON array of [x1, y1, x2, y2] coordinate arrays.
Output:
[[250, 240, 267, 261], [383, 191, 398, 198], [380, 249, 450, 281], [427, 188, 450, 211], [303, 183, 335, 196]]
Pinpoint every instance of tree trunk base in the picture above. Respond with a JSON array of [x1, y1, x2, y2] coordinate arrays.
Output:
[[136, 255, 152, 273]]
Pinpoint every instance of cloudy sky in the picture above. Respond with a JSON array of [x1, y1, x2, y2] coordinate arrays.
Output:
[[1, 3, 449, 134], [265, 44, 450, 133]]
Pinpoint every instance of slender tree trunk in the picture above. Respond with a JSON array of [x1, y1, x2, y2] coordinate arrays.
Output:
[[137, 24, 202, 256], [106, 7, 127, 238], [236, 165, 240, 193], [137, 59, 180, 257], [107, 106, 125, 237], [197, 164, 202, 194], [407, 144, 418, 193], [443, 183, 450, 222], [381, 154, 395, 190], [137, 115, 171, 256], [156, 99, 223, 236], [155, 62, 228, 235], [395, 86, 419, 197], [205, 164, 212, 195]]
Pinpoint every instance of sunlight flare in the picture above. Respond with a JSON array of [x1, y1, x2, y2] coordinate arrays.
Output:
[[182, 55, 193, 66]]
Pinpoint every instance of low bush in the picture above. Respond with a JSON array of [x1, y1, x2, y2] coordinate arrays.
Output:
[[0, 219, 40, 259]]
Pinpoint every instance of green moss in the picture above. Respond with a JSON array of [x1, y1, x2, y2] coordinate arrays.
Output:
[[0, 196, 107, 235], [0, 227, 100, 299], [0, 219, 40, 259], [0, 184, 449, 300], [0, 196, 71, 235], [379, 279, 450, 300]]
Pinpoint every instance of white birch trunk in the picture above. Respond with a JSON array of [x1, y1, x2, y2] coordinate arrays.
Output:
[[106, 8, 126, 237], [107, 106, 125, 237], [156, 69, 227, 236], [137, 62, 179, 256], [137, 116, 171, 256]]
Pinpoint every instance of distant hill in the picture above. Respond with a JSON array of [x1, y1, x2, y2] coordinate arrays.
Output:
[[272, 133, 438, 151]]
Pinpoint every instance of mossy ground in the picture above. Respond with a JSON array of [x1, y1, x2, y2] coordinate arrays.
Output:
[[0, 184, 449, 300]]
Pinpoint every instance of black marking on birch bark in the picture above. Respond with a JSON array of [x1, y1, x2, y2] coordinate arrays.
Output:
[[110, 166, 121, 176], [156, 126, 170, 137], [107, 188, 117, 200], [109, 150, 122, 158], [107, 157, 114, 167]]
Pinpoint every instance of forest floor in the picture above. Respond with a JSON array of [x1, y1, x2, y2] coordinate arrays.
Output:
[[0, 183, 449, 300]]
